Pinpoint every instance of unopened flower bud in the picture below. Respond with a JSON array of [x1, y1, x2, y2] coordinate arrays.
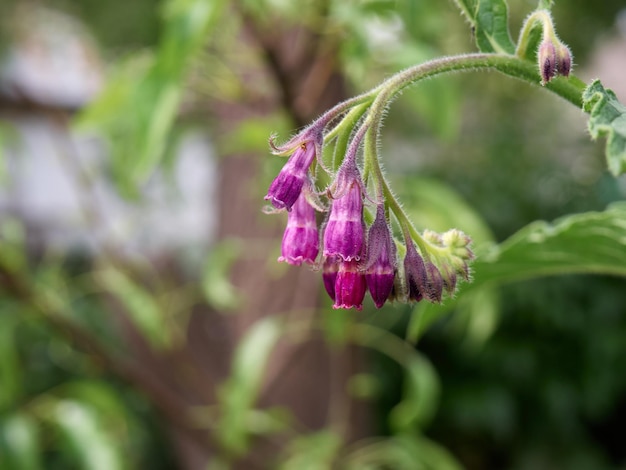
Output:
[[364, 205, 396, 308], [403, 241, 427, 303], [423, 262, 443, 303], [440, 264, 458, 296], [538, 40, 557, 86], [556, 43, 572, 77]]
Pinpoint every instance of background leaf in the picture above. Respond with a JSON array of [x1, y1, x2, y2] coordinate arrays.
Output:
[[95, 268, 170, 348], [217, 316, 283, 455], [583, 79, 626, 176], [75, 0, 225, 196], [452, 0, 515, 54], [52, 400, 124, 470], [0, 414, 41, 470]]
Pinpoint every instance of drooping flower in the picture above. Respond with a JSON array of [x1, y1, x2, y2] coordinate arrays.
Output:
[[265, 140, 316, 211], [333, 259, 367, 310], [323, 165, 365, 261], [403, 240, 427, 303], [278, 190, 319, 265], [364, 205, 396, 308]]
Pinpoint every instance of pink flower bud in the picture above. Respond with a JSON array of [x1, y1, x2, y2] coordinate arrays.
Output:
[[364, 205, 396, 308], [538, 41, 557, 85], [556, 43, 572, 77]]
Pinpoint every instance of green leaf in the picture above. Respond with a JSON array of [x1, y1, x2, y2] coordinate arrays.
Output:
[[76, 0, 226, 196], [0, 312, 21, 410], [52, 400, 124, 470], [0, 219, 27, 274], [406, 301, 453, 345], [452, 286, 501, 348], [0, 414, 42, 470], [583, 79, 626, 176], [389, 353, 440, 431], [217, 316, 283, 455], [202, 240, 242, 311], [59, 381, 130, 434], [452, 0, 515, 54], [409, 203, 626, 343], [95, 268, 170, 348], [473, 202, 626, 285], [537, 0, 554, 10], [398, 177, 495, 248], [279, 431, 342, 470], [341, 434, 463, 470], [352, 324, 440, 430]]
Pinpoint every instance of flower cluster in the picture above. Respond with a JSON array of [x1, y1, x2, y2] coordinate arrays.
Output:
[[264, 119, 474, 310]]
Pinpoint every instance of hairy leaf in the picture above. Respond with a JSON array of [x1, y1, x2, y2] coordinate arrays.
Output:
[[407, 203, 626, 343], [474, 202, 626, 284], [452, 0, 515, 54], [583, 79, 626, 176]]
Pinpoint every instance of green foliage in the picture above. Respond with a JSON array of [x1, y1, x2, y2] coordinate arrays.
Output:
[[342, 434, 463, 470], [95, 268, 171, 348], [76, 0, 225, 197], [0, 414, 41, 470], [475, 202, 626, 284], [452, 0, 515, 54], [279, 431, 342, 470], [583, 79, 626, 176], [202, 240, 243, 311], [51, 400, 125, 470], [2, 0, 626, 468], [352, 325, 441, 432], [409, 203, 626, 343], [217, 316, 283, 456]]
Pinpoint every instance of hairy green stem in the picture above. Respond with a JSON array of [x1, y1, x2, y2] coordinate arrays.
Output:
[[367, 53, 585, 127], [516, 10, 555, 59]]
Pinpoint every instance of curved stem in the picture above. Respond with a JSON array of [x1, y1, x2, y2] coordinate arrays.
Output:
[[516, 10, 555, 59], [367, 53, 585, 128]]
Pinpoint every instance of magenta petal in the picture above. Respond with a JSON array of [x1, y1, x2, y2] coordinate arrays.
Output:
[[323, 177, 364, 261], [333, 260, 366, 310], [265, 142, 316, 210], [322, 257, 340, 301], [278, 193, 319, 265]]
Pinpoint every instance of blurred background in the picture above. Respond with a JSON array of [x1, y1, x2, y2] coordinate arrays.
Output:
[[0, 0, 625, 469]]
